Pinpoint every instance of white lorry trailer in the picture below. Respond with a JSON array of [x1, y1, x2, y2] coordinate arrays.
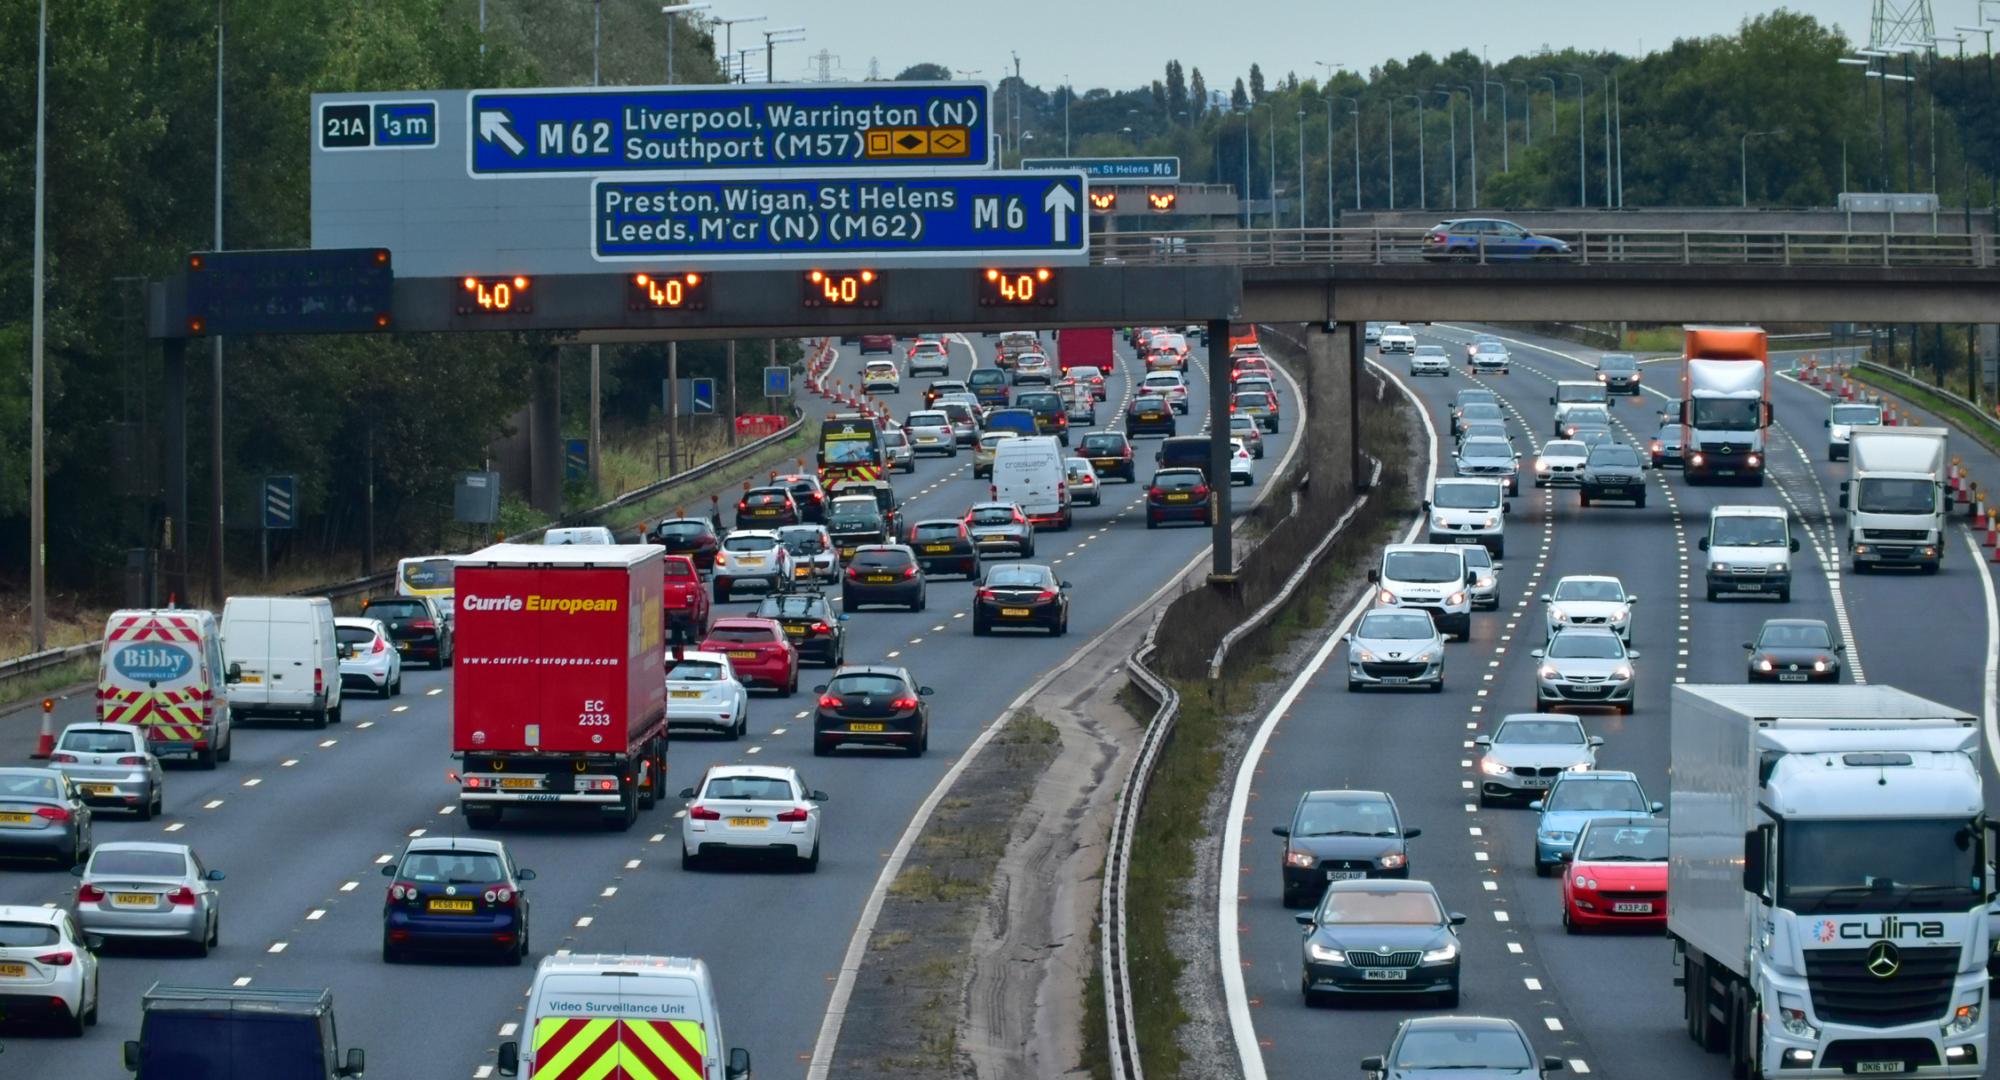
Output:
[[1841, 427, 1949, 573], [1670, 684, 1990, 1078]]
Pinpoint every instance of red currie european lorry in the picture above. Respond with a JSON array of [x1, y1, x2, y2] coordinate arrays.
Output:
[[1056, 327, 1116, 374], [451, 544, 667, 831]]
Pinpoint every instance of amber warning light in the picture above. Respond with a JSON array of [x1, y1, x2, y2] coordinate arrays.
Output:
[[802, 270, 882, 308], [458, 276, 532, 315], [979, 268, 1057, 307], [1088, 191, 1118, 212], [628, 272, 709, 312]]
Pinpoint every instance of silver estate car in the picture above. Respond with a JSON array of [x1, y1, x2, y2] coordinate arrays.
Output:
[[49, 724, 164, 820], [72, 842, 223, 955], [1344, 609, 1446, 693], [1474, 714, 1603, 805]]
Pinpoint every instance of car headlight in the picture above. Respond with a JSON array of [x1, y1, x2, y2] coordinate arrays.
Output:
[[1476, 576, 1494, 589], [1480, 758, 1510, 776], [1612, 666, 1633, 681], [1711, 562, 1730, 573], [1431, 514, 1449, 528], [1573, 876, 1598, 890], [1778, 993, 1820, 1038], [1539, 830, 1576, 843], [1550, 609, 1569, 622], [1284, 850, 1317, 869], [1772, 562, 1787, 573], [1536, 460, 1551, 472], [1353, 648, 1377, 663], [1307, 942, 1345, 963], [1422, 942, 1459, 964], [1610, 609, 1630, 623], [1754, 657, 1774, 672], [1812, 659, 1828, 672], [1482, 515, 1498, 527], [1415, 651, 1439, 663], [1539, 666, 1560, 680], [1447, 592, 1467, 607], [1377, 852, 1407, 870], [1378, 589, 1397, 605]]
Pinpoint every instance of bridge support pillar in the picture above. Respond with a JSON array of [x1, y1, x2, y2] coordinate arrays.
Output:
[[1305, 322, 1359, 508]]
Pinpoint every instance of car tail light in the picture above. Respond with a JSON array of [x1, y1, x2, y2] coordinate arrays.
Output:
[[314, 668, 323, 696], [77, 884, 106, 903], [1148, 486, 1164, 498], [494, 886, 515, 905], [812, 622, 830, 633], [902, 565, 918, 578], [846, 566, 862, 579], [1035, 590, 1058, 603], [777, 807, 810, 823], [116, 755, 147, 766], [390, 881, 418, 902], [411, 620, 437, 632], [167, 886, 197, 905], [1228, 404, 1237, 412], [36, 951, 74, 966], [688, 805, 723, 820], [818, 694, 843, 708], [51, 752, 78, 763], [34, 806, 70, 823], [1192, 485, 1210, 498], [371, 637, 387, 654], [890, 696, 920, 710], [976, 588, 997, 602]]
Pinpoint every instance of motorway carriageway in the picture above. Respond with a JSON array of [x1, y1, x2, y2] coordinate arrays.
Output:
[[1225, 323, 2000, 1080], [0, 330, 1294, 1078]]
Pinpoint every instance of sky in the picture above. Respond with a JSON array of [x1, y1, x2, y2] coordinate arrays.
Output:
[[714, 0, 1901, 88]]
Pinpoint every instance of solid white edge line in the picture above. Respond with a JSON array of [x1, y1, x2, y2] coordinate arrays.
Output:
[[1219, 357, 1435, 1080], [1963, 529, 2000, 765], [807, 333, 1303, 1080]]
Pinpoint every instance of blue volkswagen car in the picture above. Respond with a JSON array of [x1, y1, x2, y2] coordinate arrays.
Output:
[[381, 837, 534, 964], [1529, 770, 1661, 876], [1422, 218, 1573, 261]]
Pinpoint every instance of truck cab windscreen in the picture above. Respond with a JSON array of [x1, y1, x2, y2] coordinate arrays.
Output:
[[1855, 478, 1938, 515], [822, 440, 874, 465], [1383, 552, 1464, 583], [1778, 818, 1981, 914], [1691, 398, 1762, 431], [1712, 518, 1787, 547]]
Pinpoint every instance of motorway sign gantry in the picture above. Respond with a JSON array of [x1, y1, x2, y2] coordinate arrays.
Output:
[[591, 171, 1088, 266], [467, 82, 991, 176], [1021, 156, 1180, 185]]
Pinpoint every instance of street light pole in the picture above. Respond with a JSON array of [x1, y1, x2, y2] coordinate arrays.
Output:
[[1400, 94, 1426, 210], [660, 3, 711, 84], [1560, 71, 1586, 207], [1241, 105, 1252, 227], [1296, 107, 1306, 228], [1062, 73, 1070, 155], [29, 0, 47, 648], [1342, 97, 1362, 210], [1386, 102, 1396, 210], [712, 14, 766, 83], [1448, 83, 1477, 206], [1268, 112, 1277, 229], [1484, 79, 1509, 170], [1323, 97, 1336, 221], [210, 0, 227, 605], [1601, 73, 1613, 206], [1512, 79, 1532, 145], [1431, 89, 1457, 208], [762, 26, 805, 84], [1741, 129, 1780, 206]]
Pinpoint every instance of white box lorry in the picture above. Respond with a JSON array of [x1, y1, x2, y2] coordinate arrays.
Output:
[[1841, 426, 1948, 573], [1669, 684, 1991, 1078]]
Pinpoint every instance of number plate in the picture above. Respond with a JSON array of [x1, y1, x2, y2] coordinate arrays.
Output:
[[114, 893, 156, 906], [795, 567, 813, 577], [1778, 673, 1808, 682], [0, 962, 25, 977], [499, 777, 538, 790], [1519, 777, 1552, 788], [1141, 413, 1162, 421], [1612, 902, 1654, 913], [1001, 607, 1031, 617], [82, 784, 117, 796], [239, 673, 262, 683], [1855, 1063, 1905, 1075], [1166, 493, 1190, 503], [397, 642, 411, 651], [753, 509, 776, 517], [728, 650, 758, 660], [848, 722, 885, 732], [866, 575, 896, 584], [0, 812, 32, 824], [427, 898, 475, 913], [1735, 583, 1762, 592], [1326, 870, 1367, 881], [783, 625, 807, 636], [727, 817, 770, 828], [1361, 969, 1409, 981], [670, 690, 703, 699], [924, 544, 953, 554], [839, 546, 858, 558], [1379, 676, 1408, 684]]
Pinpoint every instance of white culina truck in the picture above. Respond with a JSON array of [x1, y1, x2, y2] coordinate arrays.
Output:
[[1670, 684, 1990, 1078], [1840, 426, 1948, 574]]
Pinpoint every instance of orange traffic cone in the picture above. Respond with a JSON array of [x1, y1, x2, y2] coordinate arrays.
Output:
[[30, 697, 56, 759]]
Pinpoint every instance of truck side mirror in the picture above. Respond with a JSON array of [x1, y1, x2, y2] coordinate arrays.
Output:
[[1838, 492, 1848, 510], [1366, 569, 1380, 583], [125, 1040, 141, 1073], [1824, 418, 1831, 427], [1789, 538, 1801, 553], [727, 1047, 753, 1080], [339, 1048, 366, 1077], [1697, 537, 1709, 551], [226, 662, 242, 683], [496, 1041, 520, 1077], [1742, 827, 1767, 898]]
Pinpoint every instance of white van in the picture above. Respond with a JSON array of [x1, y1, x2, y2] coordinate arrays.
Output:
[[992, 435, 1072, 530], [1550, 380, 1612, 435], [1368, 544, 1474, 641], [1700, 504, 1798, 602], [1425, 478, 1510, 557], [499, 954, 751, 1080], [97, 608, 235, 768], [543, 526, 616, 545], [220, 596, 343, 727]]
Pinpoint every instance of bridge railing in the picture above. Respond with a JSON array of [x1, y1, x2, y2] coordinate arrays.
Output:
[[1092, 227, 1995, 269]]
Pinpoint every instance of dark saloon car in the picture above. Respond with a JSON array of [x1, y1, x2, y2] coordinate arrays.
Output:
[[647, 516, 722, 570], [908, 519, 981, 579], [1296, 880, 1464, 1007], [1078, 431, 1138, 482], [736, 486, 801, 529], [754, 592, 847, 667], [1125, 394, 1177, 437], [1595, 352, 1643, 394], [1145, 468, 1213, 528], [1013, 390, 1071, 445], [1745, 618, 1844, 683], [841, 545, 927, 612], [1578, 443, 1648, 508], [359, 595, 454, 668], [972, 563, 1071, 636], [812, 666, 934, 757], [826, 496, 889, 560], [1272, 789, 1420, 908], [380, 837, 533, 964], [1421, 217, 1573, 261], [1362, 1016, 1567, 1079]]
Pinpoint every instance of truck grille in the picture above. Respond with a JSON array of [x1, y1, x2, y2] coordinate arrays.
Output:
[[1865, 529, 1929, 541], [1803, 946, 1958, 1027], [1347, 950, 1423, 968], [1362, 661, 1428, 678]]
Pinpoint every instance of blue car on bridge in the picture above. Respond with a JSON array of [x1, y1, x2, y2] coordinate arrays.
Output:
[[1422, 218, 1573, 261]]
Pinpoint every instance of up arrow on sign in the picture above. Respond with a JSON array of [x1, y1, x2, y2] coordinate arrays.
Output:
[[1043, 183, 1077, 243], [478, 110, 525, 156]]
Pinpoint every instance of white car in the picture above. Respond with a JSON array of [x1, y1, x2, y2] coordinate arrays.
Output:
[[1541, 575, 1636, 643], [1470, 341, 1511, 373], [1378, 324, 1416, 354], [1410, 345, 1452, 377], [1229, 440, 1256, 485], [777, 524, 838, 582], [712, 530, 793, 602], [860, 360, 901, 393], [1461, 543, 1499, 611], [679, 764, 827, 872], [0, 905, 100, 1035], [1063, 458, 1103, 506], [903, 410, 958, 457], [907, 339, 951, 377], [1532, 440, 1589, 487], [334, 617, 403, 698], [1363, 323, 1383, 344], [1140, 371, 1191, 414], [664, 650, 750, 739]]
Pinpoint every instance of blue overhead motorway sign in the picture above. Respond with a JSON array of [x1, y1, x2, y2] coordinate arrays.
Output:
[[1021, 156, 1180, 184], [468, 82, 991, 176], [591, 171, 1088, 266]]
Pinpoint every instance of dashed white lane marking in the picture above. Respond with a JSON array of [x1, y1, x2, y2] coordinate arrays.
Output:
[[375, 854, 394, 864], [204, 799, 223, 810], [268, 942, 287, 954], [475, 1067, 495, 1079], [794, 710, 809, 719], [340, 881, 359, 892], [499, 1022, 519, 1037], [1544, 1017, 1564, 1032], [745, 746, 763, 754], [164, 823, 185, 832], [1482, 881, 1498, 891], [392, 705, 409, 713], [1569, 1061, 1592, 1074], [649, 833, 666, 843], [886, 650, 901, 658], [625, 859, 642, 870], [427, 687, 443, 696], [318, 739, 337, 748], [1524, 977, 1542, 990], [241, 778, 261, 787], [439, 806, 456, 815], [771, 727, 787, 736], [356, 721, 373, 729], [575, 916, 594, 928], [233, 976, 253, 987], [1508, 942, 1524, 954], [281, 759, 299, 767], [307, 909, 326, 921], [408, 828, 427, 838], [601, 886, 618, 898]]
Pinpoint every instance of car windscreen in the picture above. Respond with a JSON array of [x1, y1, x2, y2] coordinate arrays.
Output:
[[1432, 484, 1500, 510], [1495, 719, 1585, 745], [1855, 478, 1936, 514], [1081, 435, 1126, 452], [399, 851, 507, 884], [744, 491, 789, 506], [1547, 633, 1624, 659], [1017, 394, 1061, 411], [0, 921, 60, 947], [60, 728, 142, 753], [1071, 367, 1102, 380], [1759, 622, 1833, 649], [1385, 325, 1411, 335], [1383, 551, 1465, 582], [907, 412, 949, 427], [722, 535, 777, 552], [1130, 396, 1167, 411], [852, 550, 912, 568], [662, 560, 697, 581], [1564, 406, 1610, 425], [364, 599, 427, 619], [89, 849, 187, 878], [1154, 471, 1204, 490], [400, 558, 455, 590], [1778, 817, 1980, 915], [1576, 823, 1667, 861], [703, 775, 794, 801], [757, 595, 826, 619], [970, 507, 1019, 526], [335, 625, 377, 646], [1414, 345, 1447, 356], [1546, 779, 1648, 812], [1558, 384, 1608, 402], [827, 674, 907, 697], [651, 520, 709, 541], [1474, 343, 1506, 355], [137, 1013, 329, 1080], [984, 566, 1052, 588], [979, 434, 1017, 450], [1454, 392, 1496, 409], [0, 773, 60, 800], [1459, 404, 1502, 422], [777, 530, 826, 555], [1317, 889, 1442, 926], [1690, 397, 1761, 430], [705, 625, 777, 643], [1142, 376, 1180, 389], [1598, 355, 1637, 372], [1236, 393, 1272, 409], [822, 440, 875, 464], [1831, 405, 1881, 425], [667, 660, 728, 682], [1541, 443, 1586, 459], [1460, 438, 1510, 459], [911, 522, 964, 541], [969, 370, 1007, 385], [1552, 580, 1623, 602], [1711, 516, 1787, 547], [1396, 1029, 1532, 1070], [1460, 546, 1492, 570], [1588, 447, 1642, 468], [1357, 612, 1435, 640], [1292, 797, 1399, 837]]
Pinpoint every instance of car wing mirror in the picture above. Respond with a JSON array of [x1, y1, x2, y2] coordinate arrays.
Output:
[[1824, 418, 1832, 427], [1544, 1054, 1567, 1072], [226, 662, 242, 683], [85, 933, 106, 951], [1626, 650, 1642, 660], [1448, 912, 1467, 926], [1742, 642, 1755, 651], [1529, 648, 1545, 659], [1789, 538, 1801, 552], [1271, 825, 1290, 838], [380, 863, 396, 877], [1419, 499, 1431, 512], [1366, 569, 1380, 583], [1834, 643, 1846, 652], [811, 790, 830, 802], [1652, 801, 1666, 813], [340, 1049, 366, 1078], [1697, 537, 1709, 551], [1559, 851, 1573, 863], [1361, 1056, 1386, 1073], [125, 1041, 140, 1072], [812, 684, 828, 693], [496, 1042, 520, 1077], [1538, 593, 1551, 603], [1402, 827, 1421, 839], [1473, 735, 1491, 747], [70, 864, 84, 877], [1528, 799, 1545, 811], [1294, 912, 1315, 926], [206, 870, 225, 881], [1587, 735, 1604, 747], [919, 686, 935, 696]]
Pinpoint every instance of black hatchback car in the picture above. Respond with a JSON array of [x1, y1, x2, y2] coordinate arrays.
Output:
[[773, 474, 828, 523], [1145, 468, 1212, 528], [648, 517, 722, 570], [1745, 618, 1844, 683], [1013, 390, 1071, 445], [841, 545, 926, 612], [1579, 443, 1648, 508], [359, 596, 454, 668], [736, 487, 801, 529], [1272, 789, 1420, 908], [908, 519, 981, 579], [1078, 431, 1137, 482], [1125, 394, 1177, 437], [1296, 879, 1465, 1007], [1363, 1016, 1565, 1079], [972, 563, 1071, 636], [755, 592, 847, 667], [812, 666, 934, 756]]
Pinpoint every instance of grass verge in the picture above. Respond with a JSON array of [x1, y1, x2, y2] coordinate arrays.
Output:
[[0, 657, 98, 712], [1847, 368, 2000, 458]]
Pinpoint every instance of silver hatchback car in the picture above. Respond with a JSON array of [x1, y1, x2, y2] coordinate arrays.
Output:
[[1344, 609, 1446, 692], [72, 841, 223, 955], [50, 724, 164, 820]]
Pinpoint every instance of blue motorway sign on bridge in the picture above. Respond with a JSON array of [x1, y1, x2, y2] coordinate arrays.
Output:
[[469, 82, 991, 177], [1021, 156, 1180, 184], [591, 171, 1088, 265]]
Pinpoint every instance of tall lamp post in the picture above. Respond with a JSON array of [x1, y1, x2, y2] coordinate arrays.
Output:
[[1062, 73, 1071, 155], [1430, 88, 1458, 208], [29, 0, 48, 647], [762, 26, 804, 84], [660, 3, 710, 83], [1400, 94, 1427, 210], [1559, 71, 1587, 207], [712, 14, 766, 83], [1511, 78, 1533, 145], [1740, 129, 1781, 206], [1484, 78, 1509, 170], [1446, 82, 1476, 205], [1295, 107, 1307, 227], [1341, 96, 1361, 211]]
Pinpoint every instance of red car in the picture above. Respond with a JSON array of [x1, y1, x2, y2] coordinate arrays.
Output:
[[1561, 816, 1668, 933], [699, 617, 799, 696], [661, 555, 711, 645]]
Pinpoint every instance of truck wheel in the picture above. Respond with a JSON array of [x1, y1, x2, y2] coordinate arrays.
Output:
[[602, 791, 637, 832]]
